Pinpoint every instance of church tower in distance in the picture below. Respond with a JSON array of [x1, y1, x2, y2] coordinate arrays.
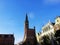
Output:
[[24, 14, 29, 41], [23, 14, 37, 45]]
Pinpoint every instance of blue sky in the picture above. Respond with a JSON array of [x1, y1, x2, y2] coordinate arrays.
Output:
[[0, 0, 60, 44]]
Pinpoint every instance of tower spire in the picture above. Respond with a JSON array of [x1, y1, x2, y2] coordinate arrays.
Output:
[[25, 13, 28, 22], [25, 13, 29, 29]]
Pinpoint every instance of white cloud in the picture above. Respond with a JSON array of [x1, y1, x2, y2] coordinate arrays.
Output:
[[44, 0, 60, 4], [28, 12, 35, 19]]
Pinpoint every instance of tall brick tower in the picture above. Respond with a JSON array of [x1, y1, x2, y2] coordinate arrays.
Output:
[[23, 14, 37, 45], [24, 14, 29, 41]]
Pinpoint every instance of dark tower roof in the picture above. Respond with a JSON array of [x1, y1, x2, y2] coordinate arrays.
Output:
[[25, 13, 29, 23]]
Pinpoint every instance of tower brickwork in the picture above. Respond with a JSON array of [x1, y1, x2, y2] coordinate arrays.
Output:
[[23, 14, 37, 45]]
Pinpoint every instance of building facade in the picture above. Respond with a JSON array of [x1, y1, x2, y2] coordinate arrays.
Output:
[[0, 34, 14, 45], [36, 16, 60, 45], [36, 21, 55, 45], [54, 16, 60, 31], [54, 16, 60, 45], [22, 14, 37, 45]]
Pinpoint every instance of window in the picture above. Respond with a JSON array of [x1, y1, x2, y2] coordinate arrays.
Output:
[[57, 20, 59, 22]]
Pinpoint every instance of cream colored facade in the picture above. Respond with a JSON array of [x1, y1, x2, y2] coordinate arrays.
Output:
[[36, 33, 41, 44], [54, 16, 60, 30], [36, 21, 55, 45], [55, 16, 60, 25], [41, 21, 54, 37], [36, 16, 60, 45]]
